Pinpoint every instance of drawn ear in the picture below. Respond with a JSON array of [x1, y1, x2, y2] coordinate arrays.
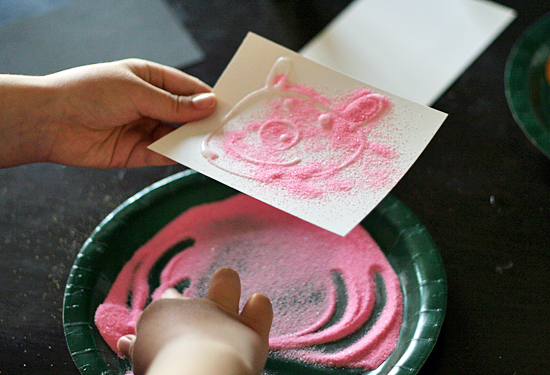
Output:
[[343, 93, 390, 124], [266, 57, 293, 88]]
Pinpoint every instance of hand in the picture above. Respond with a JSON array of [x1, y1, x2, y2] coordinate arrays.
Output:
[[0, 59, 217, 169], [117, 268, 273, 375]]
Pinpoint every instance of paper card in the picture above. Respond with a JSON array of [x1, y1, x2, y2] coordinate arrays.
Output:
[[149, 33, 447, 236], [300, 0, 516, 106]]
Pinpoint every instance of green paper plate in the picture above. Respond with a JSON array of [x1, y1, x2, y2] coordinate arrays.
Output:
[[63, 170, 446, 375], [505, 11, 550, 159]]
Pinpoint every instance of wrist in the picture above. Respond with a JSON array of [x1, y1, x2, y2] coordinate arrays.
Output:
[[0, 75, 60, 167], [145, 335, 253, 375]]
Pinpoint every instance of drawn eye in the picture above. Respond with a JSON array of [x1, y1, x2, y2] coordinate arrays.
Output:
[[258, 119, 300, 150]]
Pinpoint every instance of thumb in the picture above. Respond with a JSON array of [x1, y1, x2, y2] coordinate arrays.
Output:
[[136, 86, 217, 124]]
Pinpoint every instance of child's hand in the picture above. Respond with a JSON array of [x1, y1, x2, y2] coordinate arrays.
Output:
[[117, 268, 273, 375], [43, 59, 217, 169], [0, 59, 217, 169]]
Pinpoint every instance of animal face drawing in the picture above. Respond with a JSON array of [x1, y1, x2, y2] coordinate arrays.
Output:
[[201, 57, 395, 197]]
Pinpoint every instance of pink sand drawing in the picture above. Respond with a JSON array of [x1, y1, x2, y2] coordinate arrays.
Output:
[[95, 194, 403, 370], [201, 57, 397, 198]]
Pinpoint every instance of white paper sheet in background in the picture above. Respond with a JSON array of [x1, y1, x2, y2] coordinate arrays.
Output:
[[300, 0, 517, 106], [0, 0, 204, 75], [150, 33, 448, 236]]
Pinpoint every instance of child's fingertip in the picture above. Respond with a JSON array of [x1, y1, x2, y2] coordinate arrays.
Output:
[[191, 92, 217, 110], [117, 334, 136, 358], [161, 288, 182, 299], [242, 293, 273, 339]]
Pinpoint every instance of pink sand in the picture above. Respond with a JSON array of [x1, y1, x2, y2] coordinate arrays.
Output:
[[95, 194, 403, 370], [204, 70, 397, 199]]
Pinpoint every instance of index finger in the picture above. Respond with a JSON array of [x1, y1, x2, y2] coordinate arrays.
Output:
[[206, 268, 241, 315], [124, 58, 212, 96]]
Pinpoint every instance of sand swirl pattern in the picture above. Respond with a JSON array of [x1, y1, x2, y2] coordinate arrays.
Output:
[[95, 194, 403, 370]]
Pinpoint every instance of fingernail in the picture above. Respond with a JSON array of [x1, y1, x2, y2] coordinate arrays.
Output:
[[191, 92, 216, 110], [117, 334, 135, 356], [161, 288, 181, 299]]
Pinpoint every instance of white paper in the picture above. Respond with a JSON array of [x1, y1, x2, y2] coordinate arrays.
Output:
[[149, 33, 447, 236], [300, 0, 516, 105]]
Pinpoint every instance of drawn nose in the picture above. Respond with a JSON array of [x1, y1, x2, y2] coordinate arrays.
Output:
[[259, 119, 300, 150]]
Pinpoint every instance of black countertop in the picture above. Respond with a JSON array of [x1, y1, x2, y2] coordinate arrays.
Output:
[[1, 0, 549, 374]]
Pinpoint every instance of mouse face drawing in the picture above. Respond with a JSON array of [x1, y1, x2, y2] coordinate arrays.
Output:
[[201, 57, 394, 196]]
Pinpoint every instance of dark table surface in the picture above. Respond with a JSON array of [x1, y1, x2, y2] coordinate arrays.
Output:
[[1, 0, 549, 374]]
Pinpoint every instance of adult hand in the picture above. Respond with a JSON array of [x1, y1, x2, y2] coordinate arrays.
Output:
[[0, 59, 216, 169], [117, 268, 273, 375]]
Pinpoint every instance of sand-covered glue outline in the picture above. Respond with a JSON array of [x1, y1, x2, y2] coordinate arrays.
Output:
[[201, 57, 303, 170], [200, 57, 391, 180]]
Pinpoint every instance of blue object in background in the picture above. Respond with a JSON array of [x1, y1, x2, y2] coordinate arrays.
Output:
[[0, 0, 204, 75], [0, 0, 72, 27]]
